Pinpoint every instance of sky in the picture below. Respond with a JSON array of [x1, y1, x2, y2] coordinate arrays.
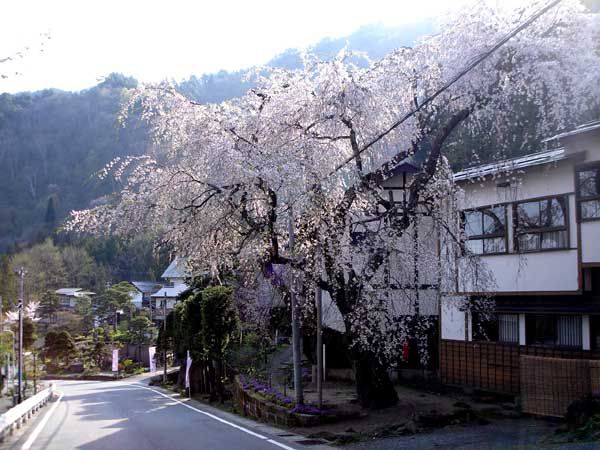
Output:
[[0, 0, 476, 94]]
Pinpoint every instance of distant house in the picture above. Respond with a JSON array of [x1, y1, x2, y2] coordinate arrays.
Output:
[[151, 257, 191, 322], [130, 281, 163, 310], [55, 288, 95, 310]]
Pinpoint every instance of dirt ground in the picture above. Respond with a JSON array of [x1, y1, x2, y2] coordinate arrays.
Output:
[[288, 379, 521, 444]]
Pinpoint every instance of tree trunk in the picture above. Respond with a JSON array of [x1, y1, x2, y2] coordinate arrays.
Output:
[[208, 361, 217, 402], [215, 358, 224, 403], [335, 284, 398, 410], [354, 352, 398, 409]]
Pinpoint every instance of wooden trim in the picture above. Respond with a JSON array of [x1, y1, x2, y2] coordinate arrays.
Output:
[[580, 215, 600, 223], [574, 160, 600, 171], [582, 263, 600, 268], [513, 192, 575, 204], [458, 290, 582, 296]]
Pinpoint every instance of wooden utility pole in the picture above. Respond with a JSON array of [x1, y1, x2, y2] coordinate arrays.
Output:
[[16, 267, 25, 404], [163, 292, 167, 384], [0, 296, 3, 365], [288, 206, 303, 405], [316, 284, 323, 409]]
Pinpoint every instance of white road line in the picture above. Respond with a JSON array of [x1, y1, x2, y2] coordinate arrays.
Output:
[[135, 384, 298, 450], [266, 439, 297, 450], [21, 391, 64, 450]]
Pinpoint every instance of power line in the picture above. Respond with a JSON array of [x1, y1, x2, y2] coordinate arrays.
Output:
[[327, 0, 563, 178]]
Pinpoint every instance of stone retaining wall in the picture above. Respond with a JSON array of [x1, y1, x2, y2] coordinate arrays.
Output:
[[233, 378, 320, 427]]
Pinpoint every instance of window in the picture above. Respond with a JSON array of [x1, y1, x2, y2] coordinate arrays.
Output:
[[463, 205, 507, 254], [576, 164, 600, 220], [525, 314, 581, 347], [472, 313, 519, 344], [498, 314, 519, 344], [515, 196, 568, 251], [557, 315, 582, 347]]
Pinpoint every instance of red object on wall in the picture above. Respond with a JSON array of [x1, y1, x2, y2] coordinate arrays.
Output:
[[402, 341, 410, 362]]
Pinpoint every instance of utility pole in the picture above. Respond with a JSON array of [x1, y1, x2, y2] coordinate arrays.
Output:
[[33, 352, 37, 395], [16, 267, 25, 404], [0, 296, 3, 395], [0, 295, 3, 373], [315, 284, 323, 409], [163, 292, 167, 384], [288, 206, 303, 405]]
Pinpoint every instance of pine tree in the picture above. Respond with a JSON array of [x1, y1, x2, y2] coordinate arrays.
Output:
[[45, 196, 56, 226], [0, 255, 17, 309]]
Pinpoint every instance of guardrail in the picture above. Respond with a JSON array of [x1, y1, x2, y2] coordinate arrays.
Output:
[[0, 383, 56, 441]]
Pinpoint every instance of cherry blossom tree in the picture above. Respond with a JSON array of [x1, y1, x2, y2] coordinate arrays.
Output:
[[69, 0, 600, 407]]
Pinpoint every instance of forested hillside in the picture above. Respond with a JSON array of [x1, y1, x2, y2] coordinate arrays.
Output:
[[0, 74, 147, 251], [0, 23, 434, 252]]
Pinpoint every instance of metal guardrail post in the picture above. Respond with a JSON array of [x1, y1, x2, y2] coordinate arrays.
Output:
[[0, 383, 56, 442]]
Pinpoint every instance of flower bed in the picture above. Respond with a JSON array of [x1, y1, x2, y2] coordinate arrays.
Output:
[[234, 375, 326, 427]]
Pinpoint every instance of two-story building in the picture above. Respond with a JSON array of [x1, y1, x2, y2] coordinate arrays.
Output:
[[151, 257, 191, 322], [55, 288, 95, 310], [440, 120, 600, 395], [130, 281, 163, 311]]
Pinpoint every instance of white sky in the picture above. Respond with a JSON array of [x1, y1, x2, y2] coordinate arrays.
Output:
[[0, 0, 473, 93]]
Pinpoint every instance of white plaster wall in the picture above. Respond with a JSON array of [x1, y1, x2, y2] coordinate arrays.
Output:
[[441, 296, 466, 340], [581, 221, 600, 263], [459, 250, 579, 293], [130, 292, 143, 309], [563, 132, 600, 160], [172, 279, 186, 288], [458, 160, 575, 210]]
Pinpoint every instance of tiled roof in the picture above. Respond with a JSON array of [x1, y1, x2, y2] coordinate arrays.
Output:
[[55, 288, 95, 297], [151, 284, 189, 298], [543, 120, 600, 142], [131, 281, 163, 294], [453, 148, 566, 182], [55, 288, 82, 296], [161, 257, 190, 280]]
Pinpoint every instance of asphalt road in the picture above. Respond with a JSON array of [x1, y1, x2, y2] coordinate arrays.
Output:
[[344, 419, 600, 450], [3, 378, 329, 450]]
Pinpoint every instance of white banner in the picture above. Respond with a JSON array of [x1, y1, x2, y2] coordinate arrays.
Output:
[[149, 346, 156, 373], [112, 349, 119, 372], [185, 351, 192, 389]]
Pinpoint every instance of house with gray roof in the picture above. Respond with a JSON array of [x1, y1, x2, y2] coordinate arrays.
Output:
[[55, 288, 95, 310], [151, 257, 191, 322]]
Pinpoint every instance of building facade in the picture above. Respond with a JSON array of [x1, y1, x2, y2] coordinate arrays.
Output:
[[151, 257, 191, 322], [440, 121, 600, 394]]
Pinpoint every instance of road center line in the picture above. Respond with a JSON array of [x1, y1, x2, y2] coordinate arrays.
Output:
[[135, 384, 298, 449], [21, 391, 64, 450]]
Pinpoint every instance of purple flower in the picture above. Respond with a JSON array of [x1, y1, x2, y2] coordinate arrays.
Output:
[[292, 404, 321, 415]]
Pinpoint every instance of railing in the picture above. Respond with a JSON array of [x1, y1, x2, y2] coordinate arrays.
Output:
[[0, 383, 56, 441]]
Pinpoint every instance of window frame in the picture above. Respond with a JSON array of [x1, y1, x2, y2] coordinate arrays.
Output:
[[513, 194, 570, 253], [525, 314, 582, 348], [575, 162, 600, 222], [461, 204, 509, 256]]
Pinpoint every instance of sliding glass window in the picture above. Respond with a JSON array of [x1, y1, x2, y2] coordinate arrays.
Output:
[[576, 164, 600, 220], [515, 196, 568, 252], [463, 205, 507, 255]]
